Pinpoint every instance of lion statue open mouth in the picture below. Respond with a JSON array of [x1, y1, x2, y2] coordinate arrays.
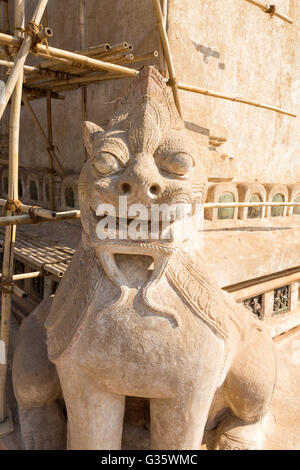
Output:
[[12, 67, 276, 450]]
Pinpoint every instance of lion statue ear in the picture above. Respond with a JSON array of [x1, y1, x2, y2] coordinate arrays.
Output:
[[83, 121, 105, 156]]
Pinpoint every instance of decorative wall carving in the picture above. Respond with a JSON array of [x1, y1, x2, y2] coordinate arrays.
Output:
[[273, 285, 290, 316]]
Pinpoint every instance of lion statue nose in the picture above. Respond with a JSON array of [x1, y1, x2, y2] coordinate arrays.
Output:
[[118, 180, 162, 200]]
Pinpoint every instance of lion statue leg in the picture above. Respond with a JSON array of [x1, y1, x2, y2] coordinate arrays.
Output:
[[12, 297, 66, 450], [213, 325, 276, 450]]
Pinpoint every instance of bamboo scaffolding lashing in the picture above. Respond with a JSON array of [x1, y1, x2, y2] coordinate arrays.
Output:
[[244, 0, 293, 24]]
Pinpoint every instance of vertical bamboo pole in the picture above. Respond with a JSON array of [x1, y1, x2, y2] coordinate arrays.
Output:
[[0, 0, 24, 424], [79, 0, 88, 162], [152, 0, 182, 119], [162, 0, 168, 29], [22, 94, 65, 178], [0, 0, 49, 121], [46, 91, 54, 211]]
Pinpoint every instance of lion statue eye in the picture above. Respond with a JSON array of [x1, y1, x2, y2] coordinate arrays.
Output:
[[92, 152, 121, 175], [159, 153, 194, 178]]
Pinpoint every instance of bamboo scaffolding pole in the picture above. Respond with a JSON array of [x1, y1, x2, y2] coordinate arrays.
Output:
[[6, 243, 66, 277], [0, 271, 41, 280], [22, 51, 157, 90], [0, 209, 80, 227], [24, 86, 65, 101], [35, 43, 133, 78], [22, 94, 64, 178], [37, 51, 158, 93], [0, 236, 70, 273], [0, 198, 56, 219], [49, 72, 125, 93], [88, 42, 132, 60], [0, 0, 25, 426], [46, 91, 54, 210], [130, 50, 159, 64], [244, 0, 293, 24], [152, 0, 182, 119], [162, 0, 168, 29], [0, 59, 40, 74], [79, 0, 87, 163], [0, 33, 139, 79], [0, 60, 68, 88], [35, 43, 114, 74], [176, 82, 297, 118], [19, 239, 69, 270], [19, 238, 72, 265], [12, 284, 26, 298], [25, 54, 135, 89], [0, 28, 293, 118], [0, 200, 298, 230], [0, 0, 49, 121]]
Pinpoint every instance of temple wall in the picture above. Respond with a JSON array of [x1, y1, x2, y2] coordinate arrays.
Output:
[[167, 0, 300, 182]]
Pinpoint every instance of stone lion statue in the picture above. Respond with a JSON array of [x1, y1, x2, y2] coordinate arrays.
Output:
[[12, 66, 276, 450]]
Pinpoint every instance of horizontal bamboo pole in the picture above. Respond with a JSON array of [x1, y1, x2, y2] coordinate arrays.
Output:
[[130, 50, 159, 64], [0, 59, 37, 74], [228, 270, 300, 301], [24, 86, 65, 101], [0, 200, 299, 228], [36, 52, 158, 92], [33, 45, 135, 79], [33, 55, 136, 90], [0, 32, 138, 79], [36, 42, 115, 73], [12, 285, 26, 298], [0, 31, 295, 118], [177, 82, 296, 117], [0, 210, 80, 227], [0, 0, 49, 121], [244, 0, 293, 24], [0, 271, 41, 280]]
